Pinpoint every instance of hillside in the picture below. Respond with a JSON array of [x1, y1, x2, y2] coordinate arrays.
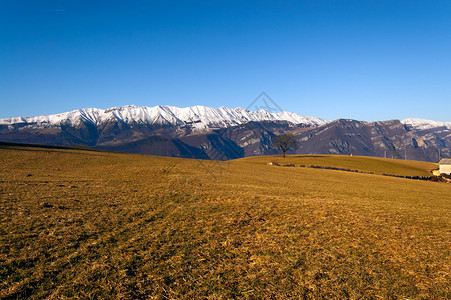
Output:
[[1, 146, 450, 299], [237, 155, 438, 177]]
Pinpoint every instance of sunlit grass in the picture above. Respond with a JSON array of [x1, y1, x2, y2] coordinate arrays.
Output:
[[1, 146, 450, 298], [236, 154, 437, 177]]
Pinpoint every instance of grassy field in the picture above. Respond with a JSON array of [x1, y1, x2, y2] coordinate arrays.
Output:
[[237, 155, 438, 177], [1, 146, 450, 299]]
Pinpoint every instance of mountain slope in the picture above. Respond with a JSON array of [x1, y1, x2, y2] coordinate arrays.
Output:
[[294, 119, 450, 161]]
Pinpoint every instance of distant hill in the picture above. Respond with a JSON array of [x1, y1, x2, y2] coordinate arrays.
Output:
[[0, 105, 449, 161]]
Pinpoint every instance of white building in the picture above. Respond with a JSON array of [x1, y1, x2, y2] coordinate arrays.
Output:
[[439, 158, 451, 175]]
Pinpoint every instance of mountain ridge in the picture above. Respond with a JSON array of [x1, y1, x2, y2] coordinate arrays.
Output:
[[1, 104, 449, 131], [0, 105, 449, 162], [0, 105, 330, 130]]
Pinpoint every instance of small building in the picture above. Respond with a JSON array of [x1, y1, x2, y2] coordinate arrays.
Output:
[[439, 158, 451, 175]]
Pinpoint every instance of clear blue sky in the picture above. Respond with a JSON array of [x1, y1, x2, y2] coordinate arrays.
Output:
[[1, 0, 450, 121]]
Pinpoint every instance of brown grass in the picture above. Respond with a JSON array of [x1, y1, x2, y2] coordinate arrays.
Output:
[[236, 154, 437, 177], [0, 146, 450, 299]]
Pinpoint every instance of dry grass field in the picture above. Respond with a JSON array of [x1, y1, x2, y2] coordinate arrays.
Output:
[[238, 155, 438, 177], [1, 145, 450, 299]]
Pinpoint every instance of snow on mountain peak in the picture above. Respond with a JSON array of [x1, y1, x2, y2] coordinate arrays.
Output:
[[3, 105, 450, 132], [402, 118, 451, 130], [0, 105, 330, 130]]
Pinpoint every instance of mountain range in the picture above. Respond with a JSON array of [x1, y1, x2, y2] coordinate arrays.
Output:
[[1, 105, 450, 162]]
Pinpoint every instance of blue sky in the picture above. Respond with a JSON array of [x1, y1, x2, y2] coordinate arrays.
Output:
[[1, 0, 450, 121]]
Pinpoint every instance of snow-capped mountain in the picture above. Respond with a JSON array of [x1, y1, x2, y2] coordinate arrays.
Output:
[[0, 105, 329, 130], [402, 118, 451, 130], [1, 105, 449, 162]]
